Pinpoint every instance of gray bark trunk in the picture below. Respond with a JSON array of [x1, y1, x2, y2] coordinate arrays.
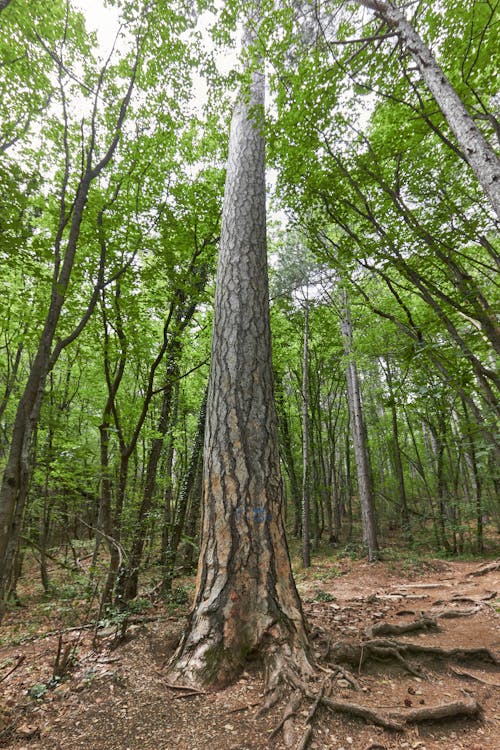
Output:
[[359, 0, 500, 220], [301, 302, 311, 567], [340, 289, 379, 561], [169, 14, 311, 688]]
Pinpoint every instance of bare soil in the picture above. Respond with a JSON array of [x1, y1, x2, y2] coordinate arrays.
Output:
[[1, 556, 499, 750]]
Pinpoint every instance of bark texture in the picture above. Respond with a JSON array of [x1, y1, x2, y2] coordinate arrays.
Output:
[[340, 289, 379, 561], [169, 19, 311, 688], [359, 0, 500, 220]]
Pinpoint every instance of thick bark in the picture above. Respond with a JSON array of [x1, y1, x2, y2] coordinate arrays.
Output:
[[358, 0, 500, 220], [340, 289, 378, 560], [169, 16, 311, 687]]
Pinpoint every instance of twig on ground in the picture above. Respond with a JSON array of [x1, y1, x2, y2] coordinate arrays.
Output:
[[0, 654, 25, 683], [450, 666, 500, 687], [162, 680, 206, 695]]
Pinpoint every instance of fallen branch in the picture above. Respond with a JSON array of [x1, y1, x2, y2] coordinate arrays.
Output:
[[450, 666, 500, 687], [16, 614, 172, 644], [173, 690, 204, 699], [225, 701, 261, 714], [162, 680, 206, 695], [0, 654, 25, 683]]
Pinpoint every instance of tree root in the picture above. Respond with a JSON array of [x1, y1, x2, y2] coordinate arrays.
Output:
[[327, 638, 498, 675], [450, 666, 500, 687], [466, 561, 500, 577], [365, 615, 437, 638], [389, 694, 481, 723], [318, 695, 404, 731], [269, 689, 302, 745], [327, 639, 423, 677], [266, 656, 484, 743], [434, 607, 480, 619]]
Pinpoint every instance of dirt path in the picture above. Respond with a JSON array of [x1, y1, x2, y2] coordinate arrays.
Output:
[[1, 558, 499, 750]]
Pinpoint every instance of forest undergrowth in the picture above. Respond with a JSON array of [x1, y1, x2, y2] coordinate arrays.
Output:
[[0, 540, 499, 750]]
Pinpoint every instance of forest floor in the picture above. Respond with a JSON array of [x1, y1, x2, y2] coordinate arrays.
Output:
[[0, 550, 499, 750]]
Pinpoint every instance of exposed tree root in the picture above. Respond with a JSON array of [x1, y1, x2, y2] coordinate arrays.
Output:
[[327, 639, 423, 677], [450, 666, 500, 687], [389, 694, 481, 723], [397, 582, 451, 589], [263, 646, 486, 744], [365, 615, 437, 638], [317, 695, 404, 731], [327, 638, 498, 675], [269, 689, 302, 745], [434, 607, 480, 619], [295, 725, 313, 750], [466, 560, 500, 577]]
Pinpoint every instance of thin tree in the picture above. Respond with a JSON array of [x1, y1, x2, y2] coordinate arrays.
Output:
[[169, 5, 312, 688], [356, 0, 500, 220], [339, 287, 379, 561], [0, 40, 141, 615]]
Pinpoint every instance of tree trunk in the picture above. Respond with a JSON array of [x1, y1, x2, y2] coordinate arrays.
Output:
[[301, 302, 311, 567], [0, 50, 138, 615], [162, 385, 208, 596], [340, 288, 379, 560], [275, 371, 302, 537], [358, 0, 500, 220], [169, 12, 311, 688], [384, 358, 411, 542]]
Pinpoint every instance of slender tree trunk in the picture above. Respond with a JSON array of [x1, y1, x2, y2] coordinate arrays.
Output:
[[182, 456, 203, 572], [301, 302, 311, 567], [358, 0, 500, 219], [162, 386, 208, 596], [340, 289, 379, 560], [160, 377, 179, 570], [170, 11, 311, 687], [0, 50, 138, 615], [275, 371, 301, 536], [461, 401, 484, 554], [384, 359, 411, 542], [119, 352, 179, 602]]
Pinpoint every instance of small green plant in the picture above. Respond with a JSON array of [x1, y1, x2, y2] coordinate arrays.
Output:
[[28, 683, 48, 700], [314, 590, 335, 603], [341, 541, 363, 560], [169, 585, 190, 607]]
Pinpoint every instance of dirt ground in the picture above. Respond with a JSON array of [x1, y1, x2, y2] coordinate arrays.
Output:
[[1, 555, 499, 750]]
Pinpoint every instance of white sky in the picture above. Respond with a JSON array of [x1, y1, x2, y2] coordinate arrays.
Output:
[[73, 0, 121, 58]]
